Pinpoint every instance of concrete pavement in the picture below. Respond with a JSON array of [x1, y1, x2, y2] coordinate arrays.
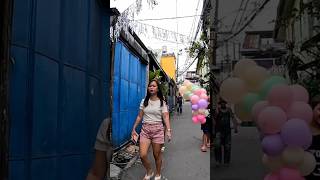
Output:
[[211, 127, 267, 180]]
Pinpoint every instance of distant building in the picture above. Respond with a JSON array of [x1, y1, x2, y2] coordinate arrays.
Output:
[[240, 30, 287, 74], [274, 0, 320, 82], [184, 71, 199, 84], [160, 52, 176, 82]]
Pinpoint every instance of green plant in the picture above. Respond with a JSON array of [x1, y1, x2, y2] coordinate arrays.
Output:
[[189, 32, 209, 68], [149, 69, 162, 81], [160, 81, 169, 97], [301, 76, 320, 98]]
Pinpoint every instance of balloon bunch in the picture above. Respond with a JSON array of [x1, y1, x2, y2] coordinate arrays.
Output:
[[179, 80, 209, 124], [220, 59, 315, 179], [219, 59, 269, 121]]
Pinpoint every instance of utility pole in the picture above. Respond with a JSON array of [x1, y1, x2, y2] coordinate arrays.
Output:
[[225, 40, 231, 76], [209, 0, 219, 111]]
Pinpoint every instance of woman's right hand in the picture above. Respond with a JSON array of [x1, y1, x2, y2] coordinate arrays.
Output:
[[131, 129, 138, 138]]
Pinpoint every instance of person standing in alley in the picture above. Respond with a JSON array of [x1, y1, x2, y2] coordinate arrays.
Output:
[[176, 93, 183, 114], [214, 99, 238, 167], [201, 100, 212, 152], [86, 117, 113, 180], [131, 80, 172, 180]]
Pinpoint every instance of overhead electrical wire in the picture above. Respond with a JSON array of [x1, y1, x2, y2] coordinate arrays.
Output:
[[224, 0, 271, 41], [178, 19, 202, 76], [188, 0, 202, 38], [177, 0, 203, 76], [237, 0, 251, 29], [230, 0, 245, 32], [133, 21, 190, 39], [132, 14, 202, 21]]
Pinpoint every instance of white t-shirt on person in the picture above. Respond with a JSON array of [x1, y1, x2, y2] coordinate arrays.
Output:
[[139, 98, 168, 123]]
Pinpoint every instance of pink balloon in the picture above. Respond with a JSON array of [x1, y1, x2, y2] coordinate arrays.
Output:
[[199, 88, 207, 95], [279, 167, 304, 180], [190, 95, 200, 104], [264, 172, 280, 180], [290, 84, 309, 103], [252, 101, 269, 121], [192, 116, 199, 124], [287, 101, 313, 123], [200, 93, 209, 100], [268, 84, 294, 111], [194, 89, 202, 96], [197, 114, 205, 121], [200, 117, 206, 124], [257, 106, 287, 134]]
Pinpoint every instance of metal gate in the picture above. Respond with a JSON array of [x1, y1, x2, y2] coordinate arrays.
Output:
[[112, 41, 147, 148], [9, 0, 111, 179]]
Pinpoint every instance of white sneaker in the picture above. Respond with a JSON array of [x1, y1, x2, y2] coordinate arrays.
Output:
[[161, 146, 165, 152]]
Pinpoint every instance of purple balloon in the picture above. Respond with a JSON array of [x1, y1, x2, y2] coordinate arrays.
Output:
[[281, 118, 312, 149], [198, 99, 208, 108], [192, 104, 199, 110], [261, 134, 285, 156]]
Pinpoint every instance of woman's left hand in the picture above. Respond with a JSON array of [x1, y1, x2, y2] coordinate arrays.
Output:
[[166, 130, 172, 142]]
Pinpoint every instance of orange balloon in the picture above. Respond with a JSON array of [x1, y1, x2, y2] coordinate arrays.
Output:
[[262, 154, 284, 172], [282, 147, 304, 167], [220, 78, 247, 104], [299, 151, 317, 176], [233, 59, 257, 79], [243, 66, 269, 92], [234, 103, 252, 122]]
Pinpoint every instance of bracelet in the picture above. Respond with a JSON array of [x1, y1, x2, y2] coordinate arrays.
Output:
[[167, 129, 172, 132]]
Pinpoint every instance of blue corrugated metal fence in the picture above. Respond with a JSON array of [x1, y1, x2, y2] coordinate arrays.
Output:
[[9, 0, 111, 179], [112, 41, 147, 148]]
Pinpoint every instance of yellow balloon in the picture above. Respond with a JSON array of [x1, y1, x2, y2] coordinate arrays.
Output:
[[179, 86, 187, 94], [198, 109, 206, 115], [187, 83, 193, 90], [183, 80, 191, 86], [299, 151, 317, 176], [220, 78, 247, 104], [243, 66, 270, 92], [282, 147, 304, 167], [234, 103, 252, 122], [262, 154, 283, 172], [192, 111, 199, 116], [233, 59, 257, 79]]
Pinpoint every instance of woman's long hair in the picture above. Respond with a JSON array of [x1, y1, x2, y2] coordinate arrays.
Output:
[[143, 80, 164, 107]]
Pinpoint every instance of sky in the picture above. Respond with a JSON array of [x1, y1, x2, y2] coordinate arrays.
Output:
[[111, 0, 203, 74], [110, 0, 280, 75]]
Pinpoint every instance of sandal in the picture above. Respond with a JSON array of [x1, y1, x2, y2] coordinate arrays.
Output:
[[143, 171, 154, 180], [201, 146, 207, 152], [154, 175, 162, 180]]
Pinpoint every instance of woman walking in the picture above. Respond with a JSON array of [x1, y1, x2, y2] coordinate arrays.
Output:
[[131, 80, 172, 180]]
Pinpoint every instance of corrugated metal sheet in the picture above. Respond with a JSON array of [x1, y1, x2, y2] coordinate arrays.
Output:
[[112, 41, 147, 148], [9, 0, 111, 179]]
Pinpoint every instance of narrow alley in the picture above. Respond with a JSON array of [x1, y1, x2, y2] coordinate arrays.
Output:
[[121, 102, 210, 180], [121, 102, 266, 180]]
